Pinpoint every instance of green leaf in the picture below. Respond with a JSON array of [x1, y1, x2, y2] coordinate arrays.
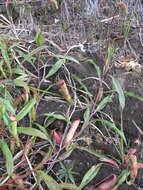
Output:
[[69, 173, 75, 184], [17, 127, 49, 140], [96, 119, 127, 145], [65, 176, 68, 183], [0, 59, 7, 79], [35, 123, 53, 146], [59, 146, 75, 161], [17, 50, 34, 65], [37, 170, 62, 190], [19, 46, 44, 65], [42, 113, 70, 123], [114, 169, 130, 189], [88, 59, 101, 78], [16, 98, 36, 121], [45, 59, 65, 78], [36, 32, 43, 47], [45, 118, 56, 128], [105, 45, 113, 66], [5, 90, 14, 105], [23, 46, 44, 61], [59, 183, 78, 189], [0, 140, 13, 176], [72, 74, 92, 101], [83, 106, 90, 123], [52, 54, 80, 64], [0, 97, 15, 115], [0, 41, 11, 74], [0, 104, 5, 122], [59, 173, 66, 180], [125, 91, 143, 102], [3, 112, 11, 130], [111, 76, 125, 110], [12, 67, 26, 74], [78, 146, 109, 159], [95, 96, 112, 112], [10, 79, 29, 93], [60, 161, 67, 171], [79, 164, 102, 189]]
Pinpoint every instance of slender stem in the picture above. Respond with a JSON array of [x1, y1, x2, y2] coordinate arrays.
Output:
[[120, 109, 124, 162]]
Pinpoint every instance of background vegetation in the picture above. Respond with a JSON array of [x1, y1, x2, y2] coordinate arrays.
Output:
[[0, 0, 143, 189]]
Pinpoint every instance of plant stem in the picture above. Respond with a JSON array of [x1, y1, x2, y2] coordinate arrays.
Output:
[[120, 109, 124, 163]]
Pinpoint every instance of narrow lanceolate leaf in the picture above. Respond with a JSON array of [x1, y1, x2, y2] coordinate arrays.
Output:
[[58, 145, 75, 161], [59, 183, 78, 189], [16, 98, 36, 121], [10, 79, 29, 93], [125, 91, 143, 102], [0, 104, 5, 122], [83, 106, 90, 123], [72, 74, 92, 101], [103, 46, 113, 75], [35, 123, 53, 146], [46, 59, 65, 78], [96, 119, 127, 145], [52, 54, 80, 64], [17, 127, 49, 140], [42, 113, 70, 123], [78, 147, 108, 159], [113, 169, 130, 189], [0, 97, 15, 115], [17, 50, 34, 65], [37, 170, 62, 190], [3, 112, 11, 130], [95, 96, 112, 113], [21, 46, 44, 64], [79, 164, 102, 189], [111, 76, 125, 110], [36, 32, 43, 47], [0, 140, 13, 176], [45, 118, 56, 128], [0, 41, 11, 74], [88, 59, 101, 78]]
